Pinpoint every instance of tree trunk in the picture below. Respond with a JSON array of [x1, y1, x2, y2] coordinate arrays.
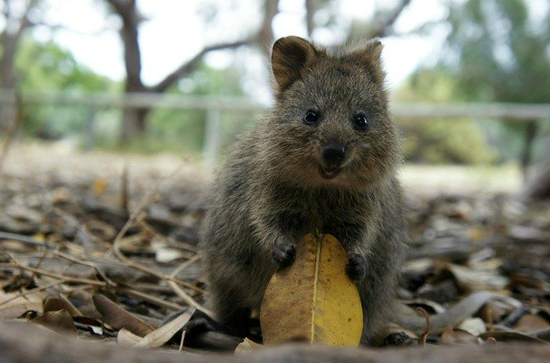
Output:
[[120, 106, 149, 143], [0, 31, 18, 133], [107, 0, 254, 145], [258, 0, 279, 56], [305, 0, 315, 38], [519, 121, 538, 182], [106, 0, 147, 144], [524, 148, 550, 200], [0, 0, 35, 133]]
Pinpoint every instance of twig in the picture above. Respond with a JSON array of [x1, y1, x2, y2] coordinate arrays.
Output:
[[416, 307, 430, 346], [138, 221, 198, 253], [166, 280, 212, 316], [0, 281, 64, 308], [178, 330, 186, 351], [27, 248, 49, 284], [53, 207, 112, 249], [117, 287, 183, 311], [0, 231, 56, 249], [486, 303, 494, 332], [7, 253, 106, 287], [169, 254, 201, 279], [0, 91, 25, 177], [120, 163, 129, 213], [53, 250, 116, 287], [108, 164, 207, 309], [167, 254, 212, 314]]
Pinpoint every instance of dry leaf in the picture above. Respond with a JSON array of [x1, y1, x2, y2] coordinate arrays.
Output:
[[479, 330, 547, 343], [260, 233, 363, 346], [0, 291, 45, 319], [92, 177, 107, 196], [44, 295, 82, 317], [441, 327, 479, 345], [93, 294, 154, 336], [446, 264, 509, 291], [457, 317, 487, 336], [117, 328, 143, 347], [32, 309, 77, 335], [235, 338, 262, 352], [513, 314, 550, 333], [133, 308, 194, 348]]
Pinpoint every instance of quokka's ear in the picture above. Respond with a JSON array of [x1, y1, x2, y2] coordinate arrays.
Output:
[[271, 36, 319, 92], [355, 39, 385, 83]]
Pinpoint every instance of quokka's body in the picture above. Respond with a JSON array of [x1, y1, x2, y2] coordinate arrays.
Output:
[[201, 36, 407, 344]]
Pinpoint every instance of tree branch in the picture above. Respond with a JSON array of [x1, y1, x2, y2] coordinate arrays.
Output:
[[305, 0, 315, 38], [348, 0, 412, 41], [148, 38, 254, 94], [371, 0, 412, 38]]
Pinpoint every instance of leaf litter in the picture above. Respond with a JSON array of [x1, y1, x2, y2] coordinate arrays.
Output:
[[0, 147, 549, 353]]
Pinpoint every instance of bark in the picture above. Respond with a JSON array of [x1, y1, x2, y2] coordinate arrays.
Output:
[[258, 0, 280, 56], [305, 0, 315, 38], [524, 147, 550, 200], [519, 121, 538, 181], [0, 0, 36, 132], [105, 0, 146, 143], [2, 320, 550, 363], [347, 0, 412, 42], [106, 0, 255, 144]]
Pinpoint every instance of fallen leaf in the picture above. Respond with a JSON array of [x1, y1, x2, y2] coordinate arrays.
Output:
[[479, 330, 547, 343], [446, 264, 509, 292], [235, 338, 262, 352], [393, 291, 496, 335], [458, 317, 487, 336], [32, 309, 77, 335], [118, 328, 143, 347], [0, 291, 45, 319], [93, 294, 154, 336], [134, 308, 194, 348], [441, 327, 479, 345], [513, 314, 550, 333], [260, 233, 363, 346], [92, 177, 107, 196], [44, 295, 82, 317], [155, 247, 184, 263]]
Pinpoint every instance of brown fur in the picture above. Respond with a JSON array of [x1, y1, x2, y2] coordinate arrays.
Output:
[[201, 36, 407, 344]]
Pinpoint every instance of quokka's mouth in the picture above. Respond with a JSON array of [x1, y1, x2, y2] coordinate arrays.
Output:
[[319, 165, 342, 179]]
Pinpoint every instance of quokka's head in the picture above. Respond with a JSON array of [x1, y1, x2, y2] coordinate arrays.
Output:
[[261, 36, 401, 190]]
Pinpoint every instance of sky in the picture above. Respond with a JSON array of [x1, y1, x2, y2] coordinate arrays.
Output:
[[23, 0, 449, 96]]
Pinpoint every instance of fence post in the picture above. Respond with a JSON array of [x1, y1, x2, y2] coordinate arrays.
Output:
[[520, 119, 538, 182], [203, 108, 222, 168], [84, 107, 97, 152]]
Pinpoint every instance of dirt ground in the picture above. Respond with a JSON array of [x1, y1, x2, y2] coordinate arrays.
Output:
[[1, 141, 522, 195], [0, 141, 548, 355]]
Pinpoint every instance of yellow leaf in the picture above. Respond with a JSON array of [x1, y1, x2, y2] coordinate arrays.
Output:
[[260, 233, 363, 346], [92, 177, 107, 196]]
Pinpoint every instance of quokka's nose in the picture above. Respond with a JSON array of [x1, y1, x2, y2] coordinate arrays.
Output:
[[322, 141, 346, 166]]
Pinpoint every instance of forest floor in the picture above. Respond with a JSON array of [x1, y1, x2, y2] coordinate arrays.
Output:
[[0, 141, 549, 354]]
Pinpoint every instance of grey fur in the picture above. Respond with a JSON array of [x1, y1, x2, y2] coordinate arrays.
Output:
[[201, 36, 407, 344]]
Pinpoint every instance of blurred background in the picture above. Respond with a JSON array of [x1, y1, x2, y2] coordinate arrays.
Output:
[[0, 0, 549, 197]]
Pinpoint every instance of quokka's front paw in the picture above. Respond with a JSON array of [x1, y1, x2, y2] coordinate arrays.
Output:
[[346, 253, 367, 281], [272, 242, 296, 269]]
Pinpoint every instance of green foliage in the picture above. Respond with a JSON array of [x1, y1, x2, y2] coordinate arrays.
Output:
[[15, 39, 117, 138], [396, 68, 497, 164], [441, 0, 550, 163], [444, 0, 550, 104], [145, 61, 254, 154]]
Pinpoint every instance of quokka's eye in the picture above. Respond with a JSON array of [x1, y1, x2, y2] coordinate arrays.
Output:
[[303, 110, 319, 125], [353, 113, 368, 131]]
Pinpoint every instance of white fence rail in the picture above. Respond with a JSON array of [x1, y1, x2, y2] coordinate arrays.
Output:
[[1, 89, 549, 166]]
